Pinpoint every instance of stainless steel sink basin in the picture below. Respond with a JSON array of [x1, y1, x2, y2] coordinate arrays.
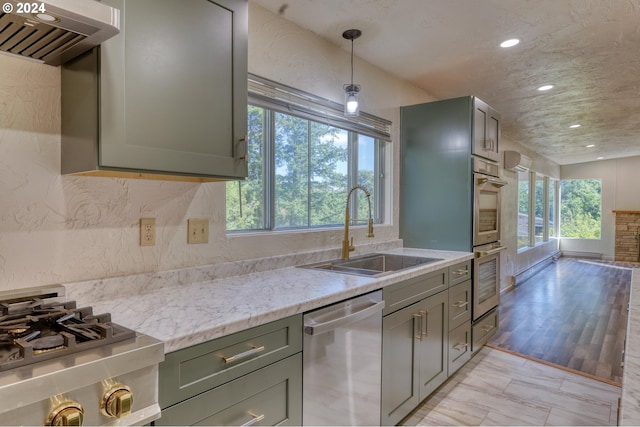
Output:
[[298, 253, 443, 277]]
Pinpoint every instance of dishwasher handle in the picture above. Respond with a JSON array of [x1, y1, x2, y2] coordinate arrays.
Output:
[[304, 300, 385, 336]]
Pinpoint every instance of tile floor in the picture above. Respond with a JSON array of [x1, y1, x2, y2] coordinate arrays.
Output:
[[401, 347, 621, 426]]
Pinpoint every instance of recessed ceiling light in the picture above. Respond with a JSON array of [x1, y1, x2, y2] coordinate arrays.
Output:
[[500, 38, 520, 48], [537, 85, 554, 91], [597, 157, 604, 160], [586, 144, 595, 148], [570, 124, 581, 128]]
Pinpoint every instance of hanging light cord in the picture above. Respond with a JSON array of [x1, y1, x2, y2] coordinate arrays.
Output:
[[350, 38, 354, 86]]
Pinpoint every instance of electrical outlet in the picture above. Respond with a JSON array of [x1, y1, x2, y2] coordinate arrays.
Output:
[[140, 218, 156, 246], [188, 218, 209, 244]]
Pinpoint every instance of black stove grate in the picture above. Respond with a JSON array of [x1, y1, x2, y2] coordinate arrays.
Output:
[[0, 298, 135, 371]]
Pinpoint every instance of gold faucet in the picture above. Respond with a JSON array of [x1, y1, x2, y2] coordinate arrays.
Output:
[[342, 184, 375, 260]]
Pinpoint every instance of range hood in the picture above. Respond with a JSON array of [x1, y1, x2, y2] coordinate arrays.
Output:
[[0, 0, 119, 66]]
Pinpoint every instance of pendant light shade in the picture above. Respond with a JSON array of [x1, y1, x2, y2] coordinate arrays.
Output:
[[342, 29, 362, 117]]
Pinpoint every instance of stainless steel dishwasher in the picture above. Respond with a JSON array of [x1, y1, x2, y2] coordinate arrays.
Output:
[[303, 290, 384, 426]]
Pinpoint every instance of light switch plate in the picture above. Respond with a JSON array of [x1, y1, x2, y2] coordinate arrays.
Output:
[[188, 218, 209, 244]]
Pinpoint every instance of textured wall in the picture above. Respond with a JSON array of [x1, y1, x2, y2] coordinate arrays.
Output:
[[0, 4, 433, 291]]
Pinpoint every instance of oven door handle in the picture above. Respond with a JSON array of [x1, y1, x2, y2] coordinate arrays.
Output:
[[475, 246, 507, 257], [477, 177, 507, 187]]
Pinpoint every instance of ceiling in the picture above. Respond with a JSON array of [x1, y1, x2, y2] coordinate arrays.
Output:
[[252, 0, 640, 165]]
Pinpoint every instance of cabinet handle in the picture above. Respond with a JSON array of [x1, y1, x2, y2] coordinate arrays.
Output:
[[414, 313, 423, 340], [241, 412, 265, 427], [222, 345, 265, 363], [452, 301, 469, 309], [452, 269, 468, 277], [421, 310, 428, 338], [452, 342, 468, 352], [479, 324, 495, 333], [237, 136, 248, 161]]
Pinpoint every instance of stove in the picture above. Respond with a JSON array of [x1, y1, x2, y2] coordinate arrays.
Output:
[[0, 286, 164, 426]]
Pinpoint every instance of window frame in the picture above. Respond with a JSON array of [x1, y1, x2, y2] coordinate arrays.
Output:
[[226, 77, 389, 233], [517, 170, 559, 253]]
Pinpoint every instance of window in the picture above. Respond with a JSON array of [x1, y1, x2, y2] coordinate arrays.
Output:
[[518, 171, 558, 251], [226, 76, 389, 232], [560, 179, 602, 239], [534, 174, 545, 243], [517, 170, 530, 250], [548, 179, 556, 237]]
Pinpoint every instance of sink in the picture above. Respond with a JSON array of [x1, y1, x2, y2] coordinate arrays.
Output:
[[298, 253, 443, 277]]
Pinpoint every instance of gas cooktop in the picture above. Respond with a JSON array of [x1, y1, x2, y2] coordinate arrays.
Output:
[[0, 294, 135, 371]]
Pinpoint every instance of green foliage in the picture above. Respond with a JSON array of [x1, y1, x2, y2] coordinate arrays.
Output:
[[227, 106, 370, 231], [560, 179, 601, 239]]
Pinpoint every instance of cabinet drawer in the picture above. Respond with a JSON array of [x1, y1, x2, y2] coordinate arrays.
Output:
[[448, 322, 471, 375], [156, 353, 302, 426], [472, 308, 498, 352], [159, 315, 302, 408], [383, 268, 448, 315], [449, 260, 472, 286], [449, 280, 471, 331]]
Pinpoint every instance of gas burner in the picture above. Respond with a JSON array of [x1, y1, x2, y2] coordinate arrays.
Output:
[[0, 297, 135, 371]]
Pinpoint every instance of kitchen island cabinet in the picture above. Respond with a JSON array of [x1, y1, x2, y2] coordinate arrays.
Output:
[[61, 0, 248, 181]]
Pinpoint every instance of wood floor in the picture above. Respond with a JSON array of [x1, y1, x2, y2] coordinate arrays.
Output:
[[489, 257, 632, 385], [401, 347, 621, 426]]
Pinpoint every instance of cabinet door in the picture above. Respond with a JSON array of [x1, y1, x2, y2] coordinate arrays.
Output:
[[99, 0, 247, 178], [472, 97, 500, 163], [417, 290, 448, 399], [381, 301, 421, 426]]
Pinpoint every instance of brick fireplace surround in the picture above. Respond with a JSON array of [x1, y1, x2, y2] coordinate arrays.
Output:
[[614, 210, 640, 263]]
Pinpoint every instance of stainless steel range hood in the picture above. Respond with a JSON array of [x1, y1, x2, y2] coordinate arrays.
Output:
[[0, 0, 119, 66]]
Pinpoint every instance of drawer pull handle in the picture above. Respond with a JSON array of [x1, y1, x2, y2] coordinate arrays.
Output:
[[241, 412, 265, 427], [452, 301, 469, 308], [453, 342, 468, 352], [222, 345, 265, 364], [413, 313, 423, 340], [480, 324, 495, 333], [453, 269, 468, 276]]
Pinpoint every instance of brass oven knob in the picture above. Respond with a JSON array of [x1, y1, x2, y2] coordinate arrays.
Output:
[[46, 401, 84, 426], [101, 384, 133, 419]]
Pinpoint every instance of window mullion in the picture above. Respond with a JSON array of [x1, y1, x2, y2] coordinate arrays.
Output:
[[307, 120, 312, 227], [266, 109, 275, 230]]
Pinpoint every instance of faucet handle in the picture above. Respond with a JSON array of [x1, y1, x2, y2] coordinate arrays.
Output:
[[349, 237, 355, 252], [367, 218, 374, 238]]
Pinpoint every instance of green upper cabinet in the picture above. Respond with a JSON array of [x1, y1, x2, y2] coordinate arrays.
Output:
[[61, 0, 248, 181]]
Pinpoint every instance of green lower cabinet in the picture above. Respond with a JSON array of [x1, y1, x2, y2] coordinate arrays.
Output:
[[155, 354, 302, 426], [381, 290, 448, 426]]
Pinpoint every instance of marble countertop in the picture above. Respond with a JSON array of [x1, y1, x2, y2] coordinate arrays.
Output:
[[77, 247, 472, 353], [621, 268, 640, 425]]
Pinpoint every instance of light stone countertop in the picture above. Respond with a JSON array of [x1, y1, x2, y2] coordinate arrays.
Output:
[[621, 268, 640, 425], [73, 247, 472, 354]]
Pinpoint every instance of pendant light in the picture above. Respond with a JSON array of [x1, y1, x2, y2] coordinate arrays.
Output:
[[342, 29, 362, 117]]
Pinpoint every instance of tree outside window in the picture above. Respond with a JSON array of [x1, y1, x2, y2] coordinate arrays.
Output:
[[560, 179, 602, 239]]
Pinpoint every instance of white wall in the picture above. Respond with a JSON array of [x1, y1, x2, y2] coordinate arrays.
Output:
[[560, 155, 640, 260], [0, 3, 435, 291]]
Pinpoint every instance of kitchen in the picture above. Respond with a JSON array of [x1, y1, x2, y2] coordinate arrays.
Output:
[[1, 0, 640, 425]]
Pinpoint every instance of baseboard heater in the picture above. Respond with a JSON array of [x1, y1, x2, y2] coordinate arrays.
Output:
[[515, 251, 561, 285]]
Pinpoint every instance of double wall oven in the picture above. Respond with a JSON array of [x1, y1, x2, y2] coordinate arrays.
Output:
[[472, 158, 506, 321]]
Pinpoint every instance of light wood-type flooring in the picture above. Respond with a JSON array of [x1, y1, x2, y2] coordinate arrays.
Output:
[[401, 346, 621, 426]]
